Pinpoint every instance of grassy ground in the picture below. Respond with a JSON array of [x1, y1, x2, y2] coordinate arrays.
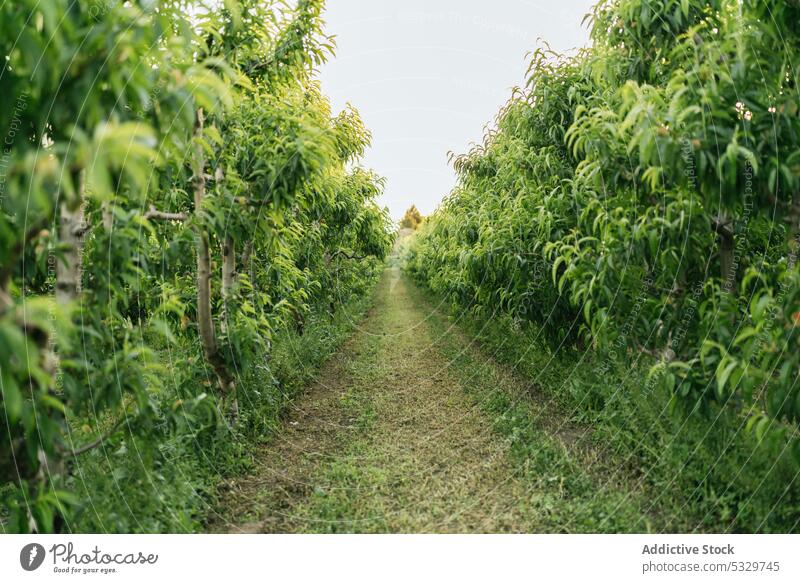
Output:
[[214, 268, 669, 532]]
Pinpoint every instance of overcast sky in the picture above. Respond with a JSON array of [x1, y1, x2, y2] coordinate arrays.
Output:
[[318, 0, 596, 220]]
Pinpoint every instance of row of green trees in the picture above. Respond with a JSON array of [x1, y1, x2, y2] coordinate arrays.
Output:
[[407, 0, 799, 527], [0, 0, 392, 532]]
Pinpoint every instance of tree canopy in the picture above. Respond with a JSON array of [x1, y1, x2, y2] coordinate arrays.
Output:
[[399, 205, 424, 230]]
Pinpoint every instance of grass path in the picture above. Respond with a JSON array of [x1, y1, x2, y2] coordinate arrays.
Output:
[[212, 267, 661, 533]]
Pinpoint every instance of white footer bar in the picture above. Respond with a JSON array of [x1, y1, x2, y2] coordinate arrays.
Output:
[[1, 534, 797, 582]]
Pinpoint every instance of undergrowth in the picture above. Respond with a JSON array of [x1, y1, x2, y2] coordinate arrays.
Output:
[[410, 282, 800, 533], [62, 271, 382, 533]]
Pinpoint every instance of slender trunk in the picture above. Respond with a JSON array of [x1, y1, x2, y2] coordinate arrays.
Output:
[[193, 109, 237, 421], [719, 226, 735, 295], [713, 215, 736, 295], [55, 173, 87, 304], [55, 204, 85, 303], [720, 233, 735, 293], [102, 206, 112, 231], [220, 235, 235, 335], [240, 240, 253, 281], [46, 171, 88, 532], [324, 251, 335, 316], [194, 108, 219, 373], [241, 240, 255, 308]]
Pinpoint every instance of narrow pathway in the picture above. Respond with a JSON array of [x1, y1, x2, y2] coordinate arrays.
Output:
[[212, 267, 658, 533]]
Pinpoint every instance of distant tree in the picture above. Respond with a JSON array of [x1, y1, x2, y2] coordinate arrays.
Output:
[[399, 205, 423, 230]]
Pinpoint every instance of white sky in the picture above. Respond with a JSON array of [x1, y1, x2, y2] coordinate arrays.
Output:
[[318, 0, 596, 220]]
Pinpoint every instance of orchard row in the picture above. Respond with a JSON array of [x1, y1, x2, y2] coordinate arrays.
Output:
[[0, 0, 393, 532]]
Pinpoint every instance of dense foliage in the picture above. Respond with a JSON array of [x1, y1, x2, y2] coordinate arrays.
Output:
[[407, 0, 800, 530], [0, 0, 392, 532]]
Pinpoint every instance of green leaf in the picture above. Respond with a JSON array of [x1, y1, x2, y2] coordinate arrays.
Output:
[[0, 371, 23, 420], [715, 360, 738, 399]]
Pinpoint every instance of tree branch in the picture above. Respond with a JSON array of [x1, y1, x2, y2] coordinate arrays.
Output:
[[331, 249, 367, 261], [65, 415, 129, 457], [711, 215, 733, 238], [144, 205, 188, 222], [72, 221, 91, 237]]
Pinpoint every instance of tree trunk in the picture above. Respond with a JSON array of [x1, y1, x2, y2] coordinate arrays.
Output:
[[192, 109, 237, 422], [713, 215, 736, 295], [324, 250, 335, 317], [194, 108, 220, 373], [47, 172, 89, 520], [240, 240, 253, 282], [55, 174, 87, 304], [719, 232, 735, 294], [101, 204, 113, 232], [220, 234, 235, 335], [240, 240, 255, 309]]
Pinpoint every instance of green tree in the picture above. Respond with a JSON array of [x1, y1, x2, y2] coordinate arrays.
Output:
[[399, 205, 423, 230]]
